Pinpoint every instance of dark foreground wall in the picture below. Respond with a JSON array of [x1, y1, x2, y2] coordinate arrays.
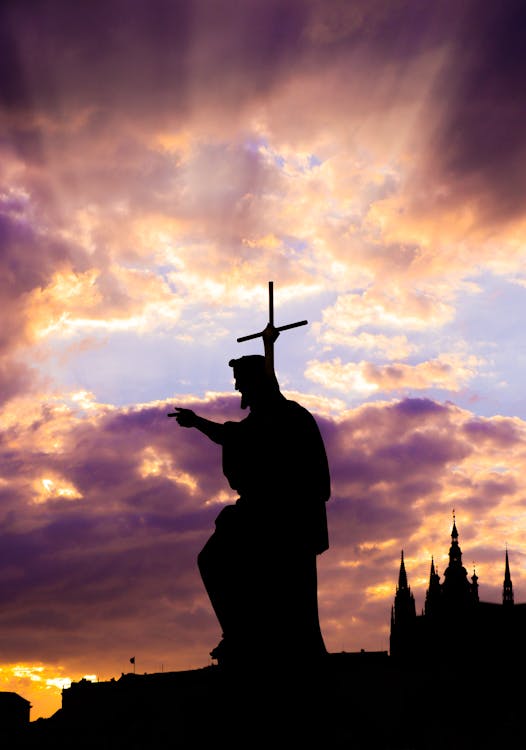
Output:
[[17, 652, 525, 749]]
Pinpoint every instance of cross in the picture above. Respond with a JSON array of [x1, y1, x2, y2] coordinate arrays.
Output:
[[237, 281, 308, 374]]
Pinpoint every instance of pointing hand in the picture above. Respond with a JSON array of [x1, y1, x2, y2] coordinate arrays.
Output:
[[167, 407, 197, 427]]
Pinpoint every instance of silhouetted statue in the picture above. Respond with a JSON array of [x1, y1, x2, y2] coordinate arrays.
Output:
[[170, 283, 331, 669]]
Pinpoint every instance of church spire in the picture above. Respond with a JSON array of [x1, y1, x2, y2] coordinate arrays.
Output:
[[390, 550, 416, 659], [397, 550, 409, 591], [441, 511, 472, 608], [503, 546, 514, 607], [446, 509, 465, 569], [471, 562, 479, 603], [429, 556, 438, 581], [424, 555, 441, 617], [449, 509, 462, 566], [451, 508, 459, 541], [393, 550, 416, 621]]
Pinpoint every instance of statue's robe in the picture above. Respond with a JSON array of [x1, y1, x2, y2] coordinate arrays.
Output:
[[198, 393, 331, 665]]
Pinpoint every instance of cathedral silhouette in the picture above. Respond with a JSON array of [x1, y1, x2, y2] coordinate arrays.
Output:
[[390, 515, 526, 667]]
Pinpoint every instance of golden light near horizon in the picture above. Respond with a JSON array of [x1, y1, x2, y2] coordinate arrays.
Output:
[[0, 664, 98, 719]]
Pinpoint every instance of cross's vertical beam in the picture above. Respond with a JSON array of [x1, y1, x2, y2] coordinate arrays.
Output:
[[267, 281, 275, 376], [236, 280, 308, 378]]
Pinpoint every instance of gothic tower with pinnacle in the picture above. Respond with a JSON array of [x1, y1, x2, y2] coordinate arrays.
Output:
[[389, 516, 526, 667]]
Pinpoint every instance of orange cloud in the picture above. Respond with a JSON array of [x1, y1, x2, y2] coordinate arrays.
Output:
[[305, 353, 483, 395]]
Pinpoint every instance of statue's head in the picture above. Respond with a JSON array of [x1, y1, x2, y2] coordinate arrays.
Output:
[[228, 355, 279, 409]]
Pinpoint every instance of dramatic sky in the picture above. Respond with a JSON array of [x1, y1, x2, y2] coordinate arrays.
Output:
[[2, 0, 526, 719]]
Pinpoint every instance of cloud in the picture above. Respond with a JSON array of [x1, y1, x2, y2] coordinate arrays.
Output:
[[317, 331, 417, 360], [2, 0, 524, 379], [0, 193, 92, 403], [425, 1, 526, 225], [305, 353, 483, 395], [317, 287, 457, 339]]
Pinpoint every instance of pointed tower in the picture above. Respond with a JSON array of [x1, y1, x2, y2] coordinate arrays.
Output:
[[424, 556, 441, 617], [503, 547, 514, 607], [471, 564, 479, 604], [441, 511, 473, 610], [389, 550, 416, 659], [395, 550, 416, 619]]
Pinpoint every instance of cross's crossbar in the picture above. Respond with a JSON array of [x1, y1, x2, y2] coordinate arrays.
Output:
[[237, 319, 308, 343]]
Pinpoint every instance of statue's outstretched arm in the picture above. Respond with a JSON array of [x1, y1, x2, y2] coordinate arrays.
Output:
[[168, 407, 225, 445]]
